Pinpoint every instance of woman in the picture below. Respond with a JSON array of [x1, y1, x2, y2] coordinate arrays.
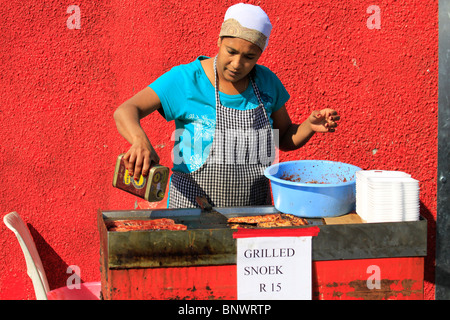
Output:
[[114, 3, 339, 208]]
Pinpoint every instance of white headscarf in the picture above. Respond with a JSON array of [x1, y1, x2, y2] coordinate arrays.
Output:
[[219, 3, 272, 51]]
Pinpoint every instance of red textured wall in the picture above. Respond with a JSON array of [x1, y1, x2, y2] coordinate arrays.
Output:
[[0, 0, 438, 300]]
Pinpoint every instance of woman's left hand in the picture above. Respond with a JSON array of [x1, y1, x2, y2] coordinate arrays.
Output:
[[308, 108, 340, 133]]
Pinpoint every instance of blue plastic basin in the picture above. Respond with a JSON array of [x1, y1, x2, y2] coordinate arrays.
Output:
[[264, 160, 362, 218]]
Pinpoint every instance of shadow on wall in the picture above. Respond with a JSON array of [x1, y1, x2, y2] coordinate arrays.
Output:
[[27, 224, 80, 291], [419, 201, 435, 288]]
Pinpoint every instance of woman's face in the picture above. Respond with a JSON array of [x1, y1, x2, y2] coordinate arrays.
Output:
[[216, 37, 262, 83]]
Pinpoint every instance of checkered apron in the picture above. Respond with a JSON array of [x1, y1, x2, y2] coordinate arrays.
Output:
[[168, 56, 275, 208]]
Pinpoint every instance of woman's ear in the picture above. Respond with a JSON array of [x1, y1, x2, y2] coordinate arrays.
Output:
[[217, 37, 222, 48]]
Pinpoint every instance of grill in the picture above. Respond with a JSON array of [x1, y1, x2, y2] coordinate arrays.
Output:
[[97, 205, 427, 299]]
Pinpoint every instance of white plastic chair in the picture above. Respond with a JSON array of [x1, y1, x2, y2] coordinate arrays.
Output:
[[3, 212, 101, 300]]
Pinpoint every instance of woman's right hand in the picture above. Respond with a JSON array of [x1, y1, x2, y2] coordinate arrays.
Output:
[[114, 87, 163, 181], [123, 137, 160, 181]]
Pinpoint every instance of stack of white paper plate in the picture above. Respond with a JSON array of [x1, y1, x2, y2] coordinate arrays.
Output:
[[356, 170, 419, 223]]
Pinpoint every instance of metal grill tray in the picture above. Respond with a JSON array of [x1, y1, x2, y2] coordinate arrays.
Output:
[[98, 207, 427, 269]]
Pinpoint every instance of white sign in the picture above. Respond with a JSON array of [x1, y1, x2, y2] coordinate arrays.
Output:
[[234, 228, 319, 300]]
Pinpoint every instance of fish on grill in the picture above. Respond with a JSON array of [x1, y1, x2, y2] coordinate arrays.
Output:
[[227, 213, 308, 229], [106, 218, 187, 231]]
